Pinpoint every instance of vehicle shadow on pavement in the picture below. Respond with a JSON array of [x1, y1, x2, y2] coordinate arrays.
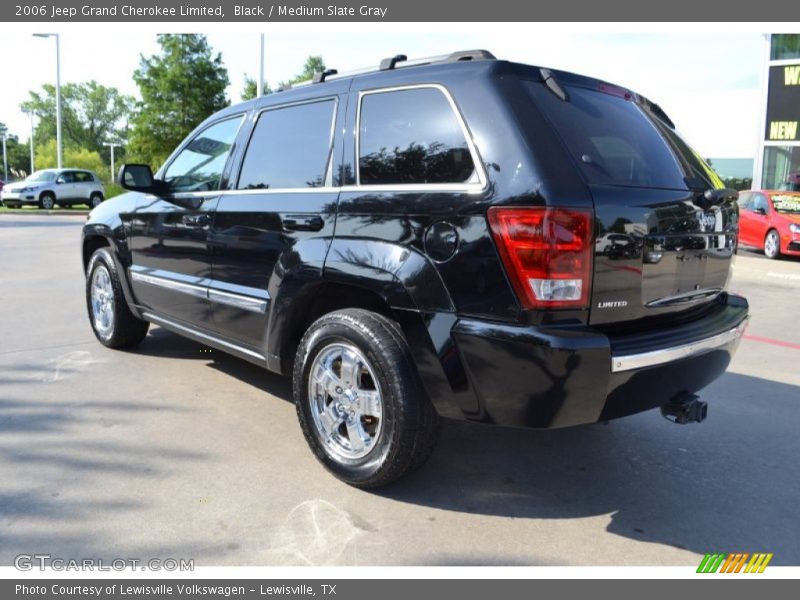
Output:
[[134, 328, 294, 402], [121, 330, 799, 564], [382, 372, 800, 565], [0, 393, 217, 564]]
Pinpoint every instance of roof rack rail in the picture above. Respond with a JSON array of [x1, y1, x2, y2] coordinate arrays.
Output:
[[379, 54, 408, 71], [312, 69, 338, 83], [275, 49, 497, 92], [447, 49, 496, 62]]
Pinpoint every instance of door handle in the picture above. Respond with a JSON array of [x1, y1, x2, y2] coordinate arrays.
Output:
[[182, 214, 210, 227], [282, 215, 325, 232]]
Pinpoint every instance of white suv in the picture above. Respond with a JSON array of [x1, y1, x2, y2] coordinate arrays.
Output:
[[1, 169, 105, 209]]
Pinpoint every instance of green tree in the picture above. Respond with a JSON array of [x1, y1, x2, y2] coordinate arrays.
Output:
[[20, 81, 134, 163], [241, 75, 274, 101], [287, 55, 326, 85], [1, 123, 34, 179], [241, 55, 325, 101], [35, 139, 107, 179], [128, 34, 230, 168]]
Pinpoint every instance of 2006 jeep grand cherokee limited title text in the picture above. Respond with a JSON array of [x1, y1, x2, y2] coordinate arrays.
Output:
[[82, 50, 749, 488]]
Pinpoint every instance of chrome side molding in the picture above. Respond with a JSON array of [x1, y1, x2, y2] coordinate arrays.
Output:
[[130, 266, 268, 314], [208, 287, 268, 313], [131, 270, 207, 300]]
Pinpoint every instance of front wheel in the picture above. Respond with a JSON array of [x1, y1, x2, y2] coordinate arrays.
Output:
[[90, 193, 104, 209], [39, 193, 55, 210], [294, 309, 439, 488], [764, 229, 781, 259], [86, 247, 149, 348]]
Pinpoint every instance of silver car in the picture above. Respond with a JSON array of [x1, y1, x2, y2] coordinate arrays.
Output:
[[0, 169, 105, 209]]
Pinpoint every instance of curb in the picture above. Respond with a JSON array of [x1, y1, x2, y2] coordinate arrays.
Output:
[[0, 209, 90, 216]]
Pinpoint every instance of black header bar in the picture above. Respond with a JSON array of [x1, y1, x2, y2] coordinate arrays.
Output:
[[2, 0, 800, 22]]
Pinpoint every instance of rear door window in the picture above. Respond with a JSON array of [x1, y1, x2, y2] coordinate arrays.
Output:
[[525, 81, 689, 190], [237, 99, 336, 190], [358, 86, 477, 185]]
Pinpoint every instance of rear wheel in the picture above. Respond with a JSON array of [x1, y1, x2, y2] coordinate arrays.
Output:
[[86, 248, 149, 348], [90, 193, 104, 209], [294, 309, 439, 488], [39, 193, 55, 210], [764, 229, 781, 259]]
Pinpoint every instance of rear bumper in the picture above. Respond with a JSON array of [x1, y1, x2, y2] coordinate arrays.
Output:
[[451, 293, 748, 428]]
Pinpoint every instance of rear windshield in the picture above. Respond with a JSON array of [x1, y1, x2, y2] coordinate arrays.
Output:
[[525, 81, 709, 190]]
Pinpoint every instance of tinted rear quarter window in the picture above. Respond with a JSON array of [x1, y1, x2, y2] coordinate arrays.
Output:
[[238, 99, 336, 189], [358, 87, 476, 185], [524, 81, 687, 190]]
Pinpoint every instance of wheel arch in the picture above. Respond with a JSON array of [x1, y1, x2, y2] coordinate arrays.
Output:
[[82, 225, 141, 318], [267, 239, 474, 420]]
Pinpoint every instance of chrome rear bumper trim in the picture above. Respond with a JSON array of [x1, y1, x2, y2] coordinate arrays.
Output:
[[611, 319, 748, 373]]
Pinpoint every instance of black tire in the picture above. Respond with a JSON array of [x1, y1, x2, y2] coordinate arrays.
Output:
[[85, 247, 149, 348], [39, 193, 55, 210], [764, 229, 781, 260], [294, 308, 439, 488], [90, 193, 104, 209]]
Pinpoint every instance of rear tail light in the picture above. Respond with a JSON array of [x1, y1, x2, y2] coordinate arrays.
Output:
[[487, 206, 593, 309]]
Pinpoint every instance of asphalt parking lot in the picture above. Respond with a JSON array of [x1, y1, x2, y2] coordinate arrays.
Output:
[[1, 213, 798, 566]]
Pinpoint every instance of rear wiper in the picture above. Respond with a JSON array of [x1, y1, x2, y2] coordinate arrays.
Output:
[[539, 68, 569, 102]]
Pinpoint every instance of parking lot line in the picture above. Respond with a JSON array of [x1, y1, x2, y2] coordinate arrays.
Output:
[[744, 334, 800, 351]]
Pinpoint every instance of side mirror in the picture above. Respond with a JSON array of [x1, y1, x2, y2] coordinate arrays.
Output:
[[55, 178, 65, 184], [754, 207, 767, 216], [118, 164, 165, 195]]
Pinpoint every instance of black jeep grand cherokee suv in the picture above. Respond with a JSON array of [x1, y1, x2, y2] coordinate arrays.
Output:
[[82, 50, 749, 488]]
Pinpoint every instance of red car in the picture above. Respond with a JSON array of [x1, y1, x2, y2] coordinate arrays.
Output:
[[738, 190, 800, 259]]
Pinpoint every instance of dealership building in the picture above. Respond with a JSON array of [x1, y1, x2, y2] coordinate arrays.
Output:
[[754, 34, 800, 189]]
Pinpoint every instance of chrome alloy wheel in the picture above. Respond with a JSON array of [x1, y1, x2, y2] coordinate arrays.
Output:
[[90, 265, 115, 337], [308, 343, 384, 461], [765, 231, 779, 258]]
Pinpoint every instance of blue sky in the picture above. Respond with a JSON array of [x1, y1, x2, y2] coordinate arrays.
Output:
[[0, 30, 765, 158]]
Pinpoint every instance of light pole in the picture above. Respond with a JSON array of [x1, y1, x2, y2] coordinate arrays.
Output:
[[21, 107, 35, 173], [33, 33, 62, 169], [1, 133, 8, 183], [257, 34, 265, 97], [104, 141, 121, 183]]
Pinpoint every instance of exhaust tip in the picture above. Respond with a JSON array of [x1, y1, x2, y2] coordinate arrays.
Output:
[[661, 394, 707, 424]]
